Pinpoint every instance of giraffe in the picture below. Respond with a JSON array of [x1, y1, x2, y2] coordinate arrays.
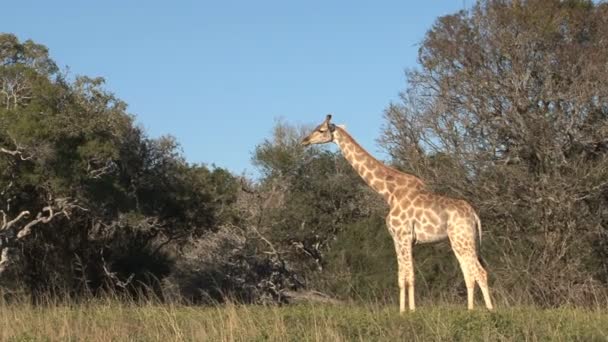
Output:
[[301, 114, 493, 313]]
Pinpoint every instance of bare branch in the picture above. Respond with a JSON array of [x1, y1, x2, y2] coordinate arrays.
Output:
[[0, 147, 31, 160], [0, 181, 13, 196], [101, 251, 134, 288], [0, 138, 32, 160], [0, 210, 30, 230], [0, 248, 13, 275], [87, 159, 117, 179]]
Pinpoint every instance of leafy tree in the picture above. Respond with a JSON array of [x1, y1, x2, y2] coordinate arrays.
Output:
[[380, 0, 608, 305], [251, 120, 394, 299], [0, 34, 239, 299]]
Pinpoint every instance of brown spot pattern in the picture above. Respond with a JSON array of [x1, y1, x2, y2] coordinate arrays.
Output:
[[328, 125, 493, 311]]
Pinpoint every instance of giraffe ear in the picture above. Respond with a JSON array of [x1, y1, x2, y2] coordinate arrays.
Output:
[[336, 124, 346, 130]]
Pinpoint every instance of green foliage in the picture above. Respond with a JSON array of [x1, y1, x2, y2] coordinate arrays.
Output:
[[0, 34, 240, 299], [321, 215, 396, 301], [252, 121, 307, 178], [251, 120, 387, 289]]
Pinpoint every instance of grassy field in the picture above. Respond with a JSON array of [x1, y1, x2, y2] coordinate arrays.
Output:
[[1, 299, 607, 341]]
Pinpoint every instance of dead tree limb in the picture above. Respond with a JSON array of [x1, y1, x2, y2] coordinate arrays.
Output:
[[0, 198, 87, 276], [0, 137, 32, 161], [100, 251, 134, 289]]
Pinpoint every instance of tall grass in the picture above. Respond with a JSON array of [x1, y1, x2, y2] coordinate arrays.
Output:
[[0, 294, 607, 341]]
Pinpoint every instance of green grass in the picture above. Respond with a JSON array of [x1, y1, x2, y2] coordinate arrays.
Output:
[[1, 300, 607, 341]]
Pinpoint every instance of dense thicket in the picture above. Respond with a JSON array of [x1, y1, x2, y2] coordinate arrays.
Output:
[[2, 0, 607, 307], [0, 33, 239, 300]]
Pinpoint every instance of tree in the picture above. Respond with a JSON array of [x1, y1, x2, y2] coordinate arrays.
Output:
[[380, 0, 608, 305], [0, 34, 239, 299], [249, 120, 394, 299]]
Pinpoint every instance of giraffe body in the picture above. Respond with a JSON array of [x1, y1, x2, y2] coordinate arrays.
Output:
[[302, 115, 494, 313]]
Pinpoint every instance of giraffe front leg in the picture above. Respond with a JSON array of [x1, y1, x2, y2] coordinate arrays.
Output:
[[390, 217, 415, 314], [396, 237, 415, 313], [397, 258, 415, 313], [398, 261, 406, 314], [404, 246, 415, 312]]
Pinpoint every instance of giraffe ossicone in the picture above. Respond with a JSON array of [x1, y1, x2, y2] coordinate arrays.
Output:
[[302, 114, 494, 313]]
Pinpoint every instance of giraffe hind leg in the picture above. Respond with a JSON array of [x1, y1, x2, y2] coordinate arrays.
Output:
[[450, 232, 482, 310], [457, 256, 476, 310], [473, 258, 494, 310], [457, 249, 494, 310]]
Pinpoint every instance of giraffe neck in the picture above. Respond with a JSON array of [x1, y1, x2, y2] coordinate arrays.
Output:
[[333, 127, 423, 200]]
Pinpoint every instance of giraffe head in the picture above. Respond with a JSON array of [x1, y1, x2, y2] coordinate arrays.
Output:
[[301, 114, 336, 146]]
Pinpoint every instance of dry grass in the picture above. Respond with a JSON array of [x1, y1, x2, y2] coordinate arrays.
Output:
[[0, 298, 607, 341]]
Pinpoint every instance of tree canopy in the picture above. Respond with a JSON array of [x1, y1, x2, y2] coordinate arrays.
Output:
[[380, 0, 608, 304], [0, 33, 239, 299]]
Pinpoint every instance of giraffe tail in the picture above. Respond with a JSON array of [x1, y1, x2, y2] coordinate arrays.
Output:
[[474, 212, 487, 267], [474, 212, 482, 245]]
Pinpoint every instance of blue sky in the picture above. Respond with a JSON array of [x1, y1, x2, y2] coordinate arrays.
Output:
[[4, 1, 465, 177]]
